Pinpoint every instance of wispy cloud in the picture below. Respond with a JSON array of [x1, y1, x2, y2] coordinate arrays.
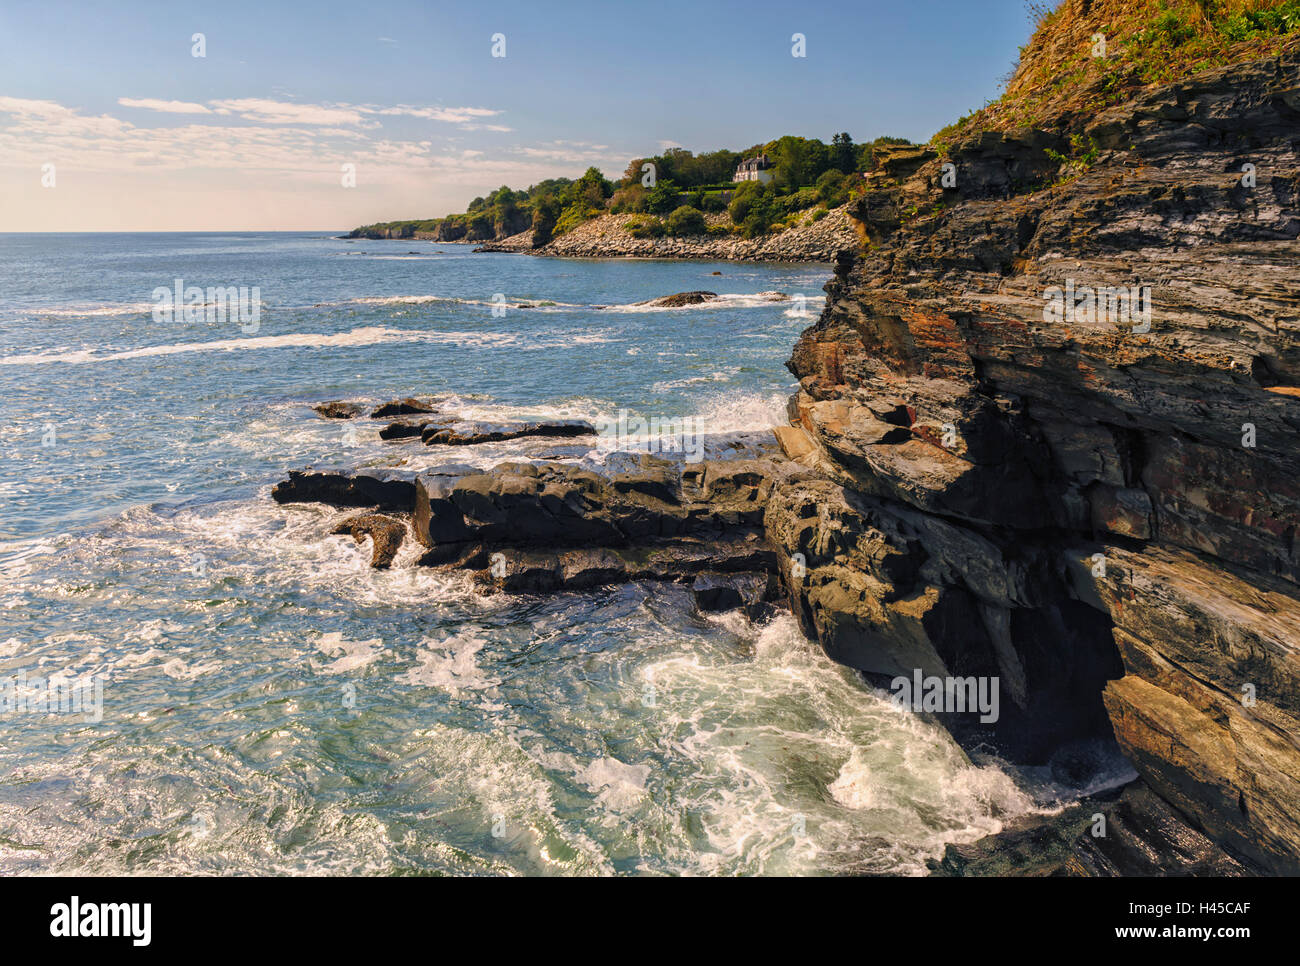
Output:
[[104, 96, 510, 130], [362, 104, 509, 130], [208, 98, 375, 127], [118, 97, 213, 115]]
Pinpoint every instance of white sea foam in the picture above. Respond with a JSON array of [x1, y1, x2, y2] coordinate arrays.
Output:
[[600, 292, 825, 314], [16, 301, 159, 319], [313, 631, 385, 674], [0, 326, 520, 367], [575, 757, 652, 815], [398, 628, 500, 694], [638, 613, 1049, 875]]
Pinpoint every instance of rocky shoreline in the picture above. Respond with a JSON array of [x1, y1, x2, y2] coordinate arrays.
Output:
[[475, 206, 858, 262]]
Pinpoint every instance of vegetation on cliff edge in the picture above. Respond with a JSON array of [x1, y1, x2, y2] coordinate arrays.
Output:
[[933, 0, 1300, 150]]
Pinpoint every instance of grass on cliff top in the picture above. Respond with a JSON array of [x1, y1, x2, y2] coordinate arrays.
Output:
[[933, 0, 1300, 150]]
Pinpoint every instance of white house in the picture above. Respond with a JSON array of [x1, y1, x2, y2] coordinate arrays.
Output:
[[733, 154, 773, 184]]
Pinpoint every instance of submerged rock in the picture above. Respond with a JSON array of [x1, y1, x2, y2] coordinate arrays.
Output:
[[634, 291, 718, 308], [929, 782, 1252, 877], [313, 401, 366, 419]]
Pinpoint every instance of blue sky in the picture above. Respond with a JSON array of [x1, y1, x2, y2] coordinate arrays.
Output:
[[0, 0, 1034, 230]]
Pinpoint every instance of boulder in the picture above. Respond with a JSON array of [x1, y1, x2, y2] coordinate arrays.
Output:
[[370, 397, 439, 418]]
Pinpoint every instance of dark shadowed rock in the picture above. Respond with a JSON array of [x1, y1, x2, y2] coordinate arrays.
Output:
[[420, 419, 596, 446], [408, 454, 794, 593], [331, 513, 408, 568], [271, 466, 417, 510], [379, 416, 438, 440], [691, 572, 776, 617], [468, 534, 777, 594]]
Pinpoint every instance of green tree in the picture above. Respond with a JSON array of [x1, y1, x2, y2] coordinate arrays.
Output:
[[815, 169, 848, 206], [645, 178, 682, 215], [831, 132, 856, 173]]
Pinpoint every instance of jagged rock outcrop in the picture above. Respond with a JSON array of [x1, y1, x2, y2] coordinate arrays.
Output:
[[331, 512, 408, 568], [410, 455, 785, 582], [272, 443, 795, 600], [775, 48, 1300, 873]]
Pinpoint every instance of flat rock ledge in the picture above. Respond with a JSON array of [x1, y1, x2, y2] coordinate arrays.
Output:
[[273, 452, 802, 612]]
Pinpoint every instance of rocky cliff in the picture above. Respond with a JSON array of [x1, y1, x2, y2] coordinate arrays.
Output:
[[771, 33, 1300, 873]]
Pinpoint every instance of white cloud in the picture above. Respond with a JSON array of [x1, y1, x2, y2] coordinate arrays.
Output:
[[118, 97, 212, 114], [208, 98, 373, 126], [363, 104, 504, 125], [0, 96, 79, 119]]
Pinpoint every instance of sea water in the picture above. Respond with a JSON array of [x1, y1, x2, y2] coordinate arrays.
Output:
[[0, 232, 1073, 875]]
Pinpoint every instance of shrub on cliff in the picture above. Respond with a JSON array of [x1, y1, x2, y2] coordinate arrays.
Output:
[[610, 185, 648, 213], [624, 216, 665, 238], [700, 191, 728, 213], [815, 169, 850, 206], [553, 204, 602, 237], [729, 181, 781, 236], [781, 188, 819, 213], [665, 205, 707, 236]]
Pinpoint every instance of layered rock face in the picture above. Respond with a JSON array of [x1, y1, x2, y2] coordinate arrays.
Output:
[[775, 51, 1300, 872]]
